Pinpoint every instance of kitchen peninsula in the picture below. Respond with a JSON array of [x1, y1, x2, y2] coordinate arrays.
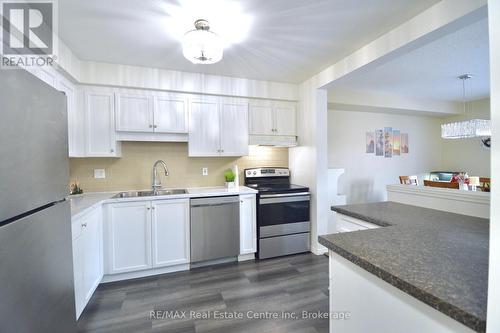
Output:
[[319, 202, 488, 333]]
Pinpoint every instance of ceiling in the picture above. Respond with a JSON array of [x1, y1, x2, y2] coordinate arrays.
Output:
[[59, 0, 439, 83], [328, 18, 490, 102]]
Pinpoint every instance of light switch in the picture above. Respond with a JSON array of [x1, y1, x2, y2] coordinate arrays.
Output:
[[202, 167, 208, 176], [94, 169, 106, 179]]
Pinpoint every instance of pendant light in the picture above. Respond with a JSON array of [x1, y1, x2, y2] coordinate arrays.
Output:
[[441, 74, 491, 139], [182, 19, 223, 64]]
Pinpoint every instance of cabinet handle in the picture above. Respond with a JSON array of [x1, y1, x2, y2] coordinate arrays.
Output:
[[149, 125, 153, 128], [81, 223, 87, 228], [110, 149, 114, 153], [153, 125, 157, 128], [240, 200, 243, 203], [147, 207, 151, 210], [152, 206, 155, 210]]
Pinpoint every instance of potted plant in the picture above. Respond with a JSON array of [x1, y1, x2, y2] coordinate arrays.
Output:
[[224, 169, 236, 188]]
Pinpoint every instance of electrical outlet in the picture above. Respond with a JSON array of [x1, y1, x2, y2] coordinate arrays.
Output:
[[93, 169, 106, 179], [202, 167, 208, 176]]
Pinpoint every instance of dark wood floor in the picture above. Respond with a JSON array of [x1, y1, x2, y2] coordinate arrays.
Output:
[[78, 253, 329, 333]]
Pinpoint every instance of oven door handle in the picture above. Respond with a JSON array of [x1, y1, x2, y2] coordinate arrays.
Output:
[[259, 192, 310, 199], [259, 193, 310, 205]]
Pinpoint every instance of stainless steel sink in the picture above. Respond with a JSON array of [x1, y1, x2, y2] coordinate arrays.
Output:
[[112, 189, 187, 199], [154, 189, 187, 196]]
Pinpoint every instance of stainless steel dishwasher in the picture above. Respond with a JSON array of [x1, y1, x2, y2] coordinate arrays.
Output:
[[190, 196, 240, 264]]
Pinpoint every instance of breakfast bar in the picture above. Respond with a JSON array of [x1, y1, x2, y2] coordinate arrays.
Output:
[[319, 202, 489, 333]]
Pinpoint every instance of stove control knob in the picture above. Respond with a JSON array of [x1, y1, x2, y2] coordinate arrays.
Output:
[[253, 171, 257, 175], [247, 171, 251, 176]]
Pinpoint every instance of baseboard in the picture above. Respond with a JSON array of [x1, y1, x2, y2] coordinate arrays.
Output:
[[238, 253, 256, 262], [101, 264, 190, 283]]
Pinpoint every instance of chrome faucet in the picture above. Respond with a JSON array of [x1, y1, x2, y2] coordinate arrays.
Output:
[[152, 160, 169, 192]]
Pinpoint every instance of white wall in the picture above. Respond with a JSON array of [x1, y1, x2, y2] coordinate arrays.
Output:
[[289, 81, 328, 254], [441, 98, 491, 177], [327, 109, 443, 203], [487, 1, 500, 332]]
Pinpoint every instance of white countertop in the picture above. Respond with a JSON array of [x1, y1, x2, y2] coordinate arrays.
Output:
[[69, 186, 257, 219]]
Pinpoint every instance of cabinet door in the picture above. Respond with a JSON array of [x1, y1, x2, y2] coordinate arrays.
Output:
[[82, 207, 103, 303], [151, 199, 190, 268], [239, 194, 257, 254], [56, 79, 77, 156], [220, 99, 249, 156], [106, 201, 152, 274], [154, 94, 188, 133], [274, 103, 297, 136], [249, 103, 274, 135], [115, 93, 153, 132], [72, 231, 85, 319], [188, 98, 221, 156], [85, 90, 119, 156]]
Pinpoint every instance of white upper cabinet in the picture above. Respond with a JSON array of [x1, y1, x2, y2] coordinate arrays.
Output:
[[55, 77, 86, 157], [249, 104, 274, 135], [189, 96, 249, 157], [220, 98, 249, 156], [151, 199, 190, 268], [84, 89, 121, 157], [115, 91, 188, 135], [154, 93, 189, 133], [115, 93, 154, 132], [25, 67, 87, 157], [249, 100, 297, 137], [274, 102, 297, 136], [188, 97, 221, 157]]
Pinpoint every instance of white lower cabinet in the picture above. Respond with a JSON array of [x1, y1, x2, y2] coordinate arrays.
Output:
[[105, 201, 152, 274], [152, 199, 190, 267], [72, 206, 103, 319], [80, 195, 254, 290], [104, 199, 190, 277], [239, 194, 257, 255]]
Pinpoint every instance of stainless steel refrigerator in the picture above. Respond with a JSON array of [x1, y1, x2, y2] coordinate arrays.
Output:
[[0, 69, 77, 332]]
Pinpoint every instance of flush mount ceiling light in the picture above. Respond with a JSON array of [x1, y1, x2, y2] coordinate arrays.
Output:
[[162, 0, 252, 64], [441, 74, 492, 139], [182, 19, 223, 64]]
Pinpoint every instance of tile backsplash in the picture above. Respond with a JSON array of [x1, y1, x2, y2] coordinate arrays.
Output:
[[69, 142, 289, 192]]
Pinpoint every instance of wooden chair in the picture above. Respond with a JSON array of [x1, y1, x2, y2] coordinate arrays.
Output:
[[423, 180, 459, 189], [479, 177, 491, 192], [399, 175, 418, 185]]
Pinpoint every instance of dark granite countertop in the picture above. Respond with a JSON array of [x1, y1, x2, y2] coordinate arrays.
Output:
[[319, 201, 489, 333]]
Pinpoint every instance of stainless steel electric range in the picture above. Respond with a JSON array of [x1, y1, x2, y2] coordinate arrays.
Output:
[[244, 167, 310, 259]]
